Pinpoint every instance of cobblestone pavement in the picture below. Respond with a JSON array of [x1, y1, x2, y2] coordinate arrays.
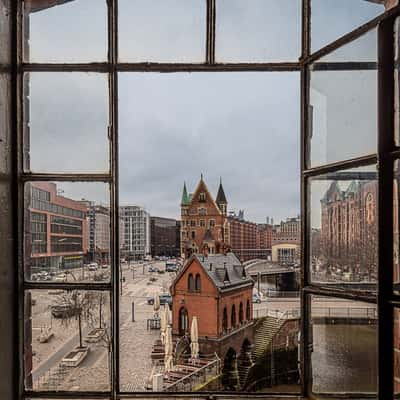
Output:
[[120, 264, 173, 391], [29, 262, 175, 392]]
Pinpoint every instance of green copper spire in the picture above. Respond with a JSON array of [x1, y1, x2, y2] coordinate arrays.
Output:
[[181, 182, 190, 205]]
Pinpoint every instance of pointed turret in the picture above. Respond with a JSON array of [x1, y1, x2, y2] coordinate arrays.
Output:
[[181, 182, 190, 206], [216, 177, 227, 214]]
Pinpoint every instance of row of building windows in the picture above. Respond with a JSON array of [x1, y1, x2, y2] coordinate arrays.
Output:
[[182, 219, 215, 228], [50, 236, 83, 253], [222, 301, 251, 332], [31, 197, 85, 219], [50, 215, 82, 235]]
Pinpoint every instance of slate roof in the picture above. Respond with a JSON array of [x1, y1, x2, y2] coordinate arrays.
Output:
[[192, 252, 254, 293], [216, 181, 227, 205]]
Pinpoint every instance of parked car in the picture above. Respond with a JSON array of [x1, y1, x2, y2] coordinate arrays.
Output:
[[165, 262, 178, 272], [147, 294, 172, 306], [252, 293, 262, 304], [148, 266, 159, 273]]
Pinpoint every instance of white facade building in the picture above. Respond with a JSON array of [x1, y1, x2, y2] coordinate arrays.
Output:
[[120, 205, 150, 260]]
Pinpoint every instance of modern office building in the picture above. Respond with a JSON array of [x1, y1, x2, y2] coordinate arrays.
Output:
[[80, 201, 110, 264], [27, 182, 88, 272], [120, 205, 151, 260]]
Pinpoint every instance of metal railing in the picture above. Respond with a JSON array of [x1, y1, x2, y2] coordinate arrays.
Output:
[[165, 354, 221, 392], [263, 289, 300, 298], [254, 306, 378, 320]]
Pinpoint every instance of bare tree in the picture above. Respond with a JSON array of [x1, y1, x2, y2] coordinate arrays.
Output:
[[53, 290, 99, 348]]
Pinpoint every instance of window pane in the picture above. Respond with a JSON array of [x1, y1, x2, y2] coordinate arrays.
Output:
[[24, 182, 111, 283], [309, 33, 377, 167], [309, 165, 377, 291], [119, 72, 300, 393], [118, 0, 206, 62], [311, 0, 384, 53], [25, 290, 111, 391], [395, 17, 400, 147], [317, 28, 377, 62], [394, 160, 400, 294], [310, 295, 377, 394], [25, 73, 109, 173], [0, 0, 11, 65], [0, 73, 11, 175], [215, 0, 301, 62], [395, 308, 400, 396], [24, 0, 107, 63]]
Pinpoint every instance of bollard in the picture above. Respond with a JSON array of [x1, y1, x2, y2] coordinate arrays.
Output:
[[132, 301, 135, 322]]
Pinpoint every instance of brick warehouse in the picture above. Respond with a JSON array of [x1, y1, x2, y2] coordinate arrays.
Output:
[[180, 177, 271, 261], [170, 252, 255, 361], [320, 180, 377, 280]]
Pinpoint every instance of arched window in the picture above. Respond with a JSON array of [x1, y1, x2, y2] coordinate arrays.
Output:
[[246, 300, 251, 321], [222, 307, 228, 333], [188, 273, 194, 291], [231, 304, 236, 328], [195, 273, 201, 291], [239, 302, 244, 324], [179, 307, 189, 335]]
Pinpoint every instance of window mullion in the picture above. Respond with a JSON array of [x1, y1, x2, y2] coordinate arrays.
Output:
[[109, 0, 119, 399], [206, 0, 216, 64], [377, 15, 395, 400]]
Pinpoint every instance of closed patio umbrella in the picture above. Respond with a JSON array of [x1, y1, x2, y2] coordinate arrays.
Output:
[[153, 293, 160, 316], [190, 316, 199, 360], [164, 325, 174, 372], [160, 305, 167, 345]]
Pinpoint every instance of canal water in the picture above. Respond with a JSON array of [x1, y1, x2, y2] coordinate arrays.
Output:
[[312, 323, 377, 394], [203, 323, 377, 393]]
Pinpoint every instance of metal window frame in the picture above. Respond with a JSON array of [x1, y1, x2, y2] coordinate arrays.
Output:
[[7, 0, 400, 399]]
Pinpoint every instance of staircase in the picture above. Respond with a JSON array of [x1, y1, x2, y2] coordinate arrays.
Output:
[[236, 316, 285, 390], [252, 316, 285, 360]]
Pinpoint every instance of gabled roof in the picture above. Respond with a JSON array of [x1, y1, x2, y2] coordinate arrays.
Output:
[[186, 177, 222, 215], [344, 181, 359, 197], [321, 181, 342, 204], [171, 252, 254, 294]]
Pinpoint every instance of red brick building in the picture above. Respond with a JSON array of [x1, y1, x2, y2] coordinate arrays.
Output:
[[170, 252, 254, 341], [180, 177, 230, 258], [180, 177, 270, 261], [256, 223, 273, 250], [27, 182, 88, 273], [320, 180, 377, 279]]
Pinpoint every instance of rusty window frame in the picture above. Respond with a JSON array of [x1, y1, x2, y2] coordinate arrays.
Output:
[[8, 0, 400, 399]]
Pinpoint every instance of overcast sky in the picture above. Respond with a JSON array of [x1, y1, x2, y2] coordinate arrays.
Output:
[[27, 0, 383, 224]]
